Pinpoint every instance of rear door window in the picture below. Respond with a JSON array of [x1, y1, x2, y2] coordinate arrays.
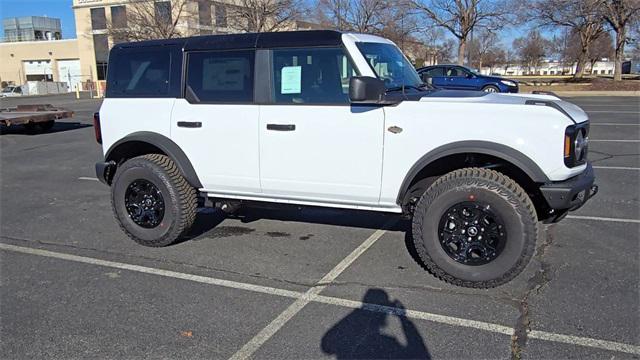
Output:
[[422, 67, 444, 77], [186, 50, 255, 103]]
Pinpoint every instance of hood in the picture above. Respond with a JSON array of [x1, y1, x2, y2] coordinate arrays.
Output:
[[417, 90, 588, 123]]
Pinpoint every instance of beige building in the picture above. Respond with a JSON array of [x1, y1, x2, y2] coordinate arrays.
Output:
[[1, 0, 243, 90], [0, 39, 82, 88]]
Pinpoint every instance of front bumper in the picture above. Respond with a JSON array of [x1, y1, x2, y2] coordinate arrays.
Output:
[[539, 163, 598, 216], [504, 85, 519, 93]]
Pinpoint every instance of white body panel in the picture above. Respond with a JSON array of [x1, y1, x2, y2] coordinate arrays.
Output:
[[379, 97, 582, 206], [171, 99, 260, 194], [99, 32, 590, 214], [100, 98, 175, 155], [259, 105, 385, 205]]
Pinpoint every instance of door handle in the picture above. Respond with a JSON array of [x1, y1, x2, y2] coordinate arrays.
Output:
[[177, 121, 202, 128], [267, 124, 295, 131]]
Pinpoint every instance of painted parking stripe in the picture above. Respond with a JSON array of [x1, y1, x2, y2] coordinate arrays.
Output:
[[229, 227, 389, 360], [593, 166, 640, 171], [590, 123, 640, 126], [589, 140, 640, 143], [566, 215, 640, 224], [586, 111, 640, 114], [0, 243, 302, 300], [1, 243, 639, 356], [78, 177, 99, 181]]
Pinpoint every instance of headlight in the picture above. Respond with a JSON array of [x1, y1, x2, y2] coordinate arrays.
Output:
[[564, 124, 589, 167], [574, 130, 588, 161], [500, 80, 516, 87]]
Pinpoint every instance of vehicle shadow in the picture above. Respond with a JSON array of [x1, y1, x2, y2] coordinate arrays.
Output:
[[0, 121, 92, 135], [233, 205, 409, 232], [182, 204, 411, 242], [321, 288, 431, 359]]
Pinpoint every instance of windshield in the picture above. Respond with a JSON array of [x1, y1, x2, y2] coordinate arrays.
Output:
[[356, 42, 423, 90]]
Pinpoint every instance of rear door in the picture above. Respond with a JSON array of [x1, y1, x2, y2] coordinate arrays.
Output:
[[171, 49, 260, 194], [258, 47, 384, 205]]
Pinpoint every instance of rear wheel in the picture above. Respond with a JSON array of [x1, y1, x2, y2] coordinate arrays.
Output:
[[411, 168, 537, 288], [482, 85, 500, 93], [111, 154, 197, 247]]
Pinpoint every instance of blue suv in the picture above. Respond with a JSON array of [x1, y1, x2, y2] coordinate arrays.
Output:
[[417, 65, 518, 93]]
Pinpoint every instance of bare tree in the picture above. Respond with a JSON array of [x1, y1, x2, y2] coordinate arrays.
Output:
[[513, 30, 549, 74], [107, 0, 195, 41], [587, 32, 615, 73], [599, 0, 640, 80], [502, 49, 515, 74], [482, 48, 505, 74], [468, 29, 498, 69], [317, 0, 418, 49], [412, 0, 510, 65], [529, 0, 604, 78], [226, 0, 304, 32]]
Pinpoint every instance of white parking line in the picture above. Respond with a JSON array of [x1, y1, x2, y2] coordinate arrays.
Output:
[[590, 123, 640, 126], [229, 228, 389, 360], [589, 140, 640, 143], [1, 242, 639, 355], [566, 215, 640, 224], [78, 177, 99, 181], [586, 111, 640, 114], [593, 166, 640, 171]]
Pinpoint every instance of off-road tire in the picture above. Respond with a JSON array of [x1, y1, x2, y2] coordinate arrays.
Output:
[[111, 154, 197, 247], [411, 168, 537, 288]]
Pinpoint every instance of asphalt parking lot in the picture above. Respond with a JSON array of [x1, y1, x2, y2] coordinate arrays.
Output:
[[1, 93, 638, 359]]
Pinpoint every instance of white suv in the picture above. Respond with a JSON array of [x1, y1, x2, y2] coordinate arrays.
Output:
[[95, 31, 597, 288]]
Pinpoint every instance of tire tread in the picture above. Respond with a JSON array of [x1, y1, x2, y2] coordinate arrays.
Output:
[[411, 167, 538, 288]]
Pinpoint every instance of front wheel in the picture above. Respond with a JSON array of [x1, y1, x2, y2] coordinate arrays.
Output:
[[411, 168, 537, 288], [482, 85, 500, 93], [111, 154, 197, 247]]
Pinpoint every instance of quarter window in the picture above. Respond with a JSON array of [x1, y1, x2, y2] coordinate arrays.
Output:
[[186, 50, 254, 103], [108, 48, 171, 96], [271, 47, 356, 104]]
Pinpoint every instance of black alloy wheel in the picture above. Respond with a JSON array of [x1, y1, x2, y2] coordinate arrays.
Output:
[[438, 201, 506, 266], [124, 179, 165, 228]]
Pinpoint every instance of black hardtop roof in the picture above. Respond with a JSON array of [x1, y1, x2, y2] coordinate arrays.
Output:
[[111, 30, 344, 52]]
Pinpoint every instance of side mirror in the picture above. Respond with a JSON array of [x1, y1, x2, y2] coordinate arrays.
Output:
[[349, 76, 386, 104]]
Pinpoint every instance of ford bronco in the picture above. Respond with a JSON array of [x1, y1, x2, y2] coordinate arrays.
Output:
[[95, 31, 597, 288]]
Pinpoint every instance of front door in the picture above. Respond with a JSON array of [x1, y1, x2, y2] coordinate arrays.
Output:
[[446, 66, 476, 90], [259, 47, 385, 205], [171, 49, 260, 194]]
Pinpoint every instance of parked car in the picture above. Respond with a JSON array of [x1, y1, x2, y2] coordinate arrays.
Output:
[[94, 30, 596, 288], [0, 85, 23, 97], [417, 65, 518, 93]]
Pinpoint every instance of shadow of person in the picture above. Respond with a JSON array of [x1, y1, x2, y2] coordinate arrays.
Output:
[[321, 289, 430, 359]]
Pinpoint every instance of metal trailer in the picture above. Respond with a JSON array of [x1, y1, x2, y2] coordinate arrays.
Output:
[[0, 104, 74, 132]]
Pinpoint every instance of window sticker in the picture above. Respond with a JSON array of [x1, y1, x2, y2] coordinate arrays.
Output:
[[281, 66, 301, 94]]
